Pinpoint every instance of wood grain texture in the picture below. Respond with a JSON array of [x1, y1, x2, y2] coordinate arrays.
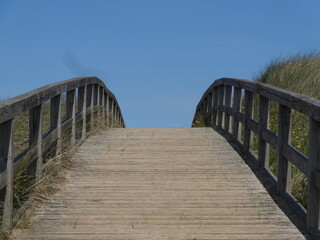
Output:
[[12, 128, 306, 240]]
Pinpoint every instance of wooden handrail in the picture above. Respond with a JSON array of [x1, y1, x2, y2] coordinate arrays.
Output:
[[0, 77, 125, 230], [193, 78, 320, 237]]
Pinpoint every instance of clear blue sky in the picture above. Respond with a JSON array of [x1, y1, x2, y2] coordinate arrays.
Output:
[[1, 1, 320, 127]]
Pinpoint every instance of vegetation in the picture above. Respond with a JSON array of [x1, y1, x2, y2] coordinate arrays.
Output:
[[0, 101, 117, 239], [193, 52, 320, 209], [254, 52, 320, 209]]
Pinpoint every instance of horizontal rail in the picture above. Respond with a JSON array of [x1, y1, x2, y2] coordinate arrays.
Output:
[[0, 77, 125, 230], [193, 78, 320, 238]]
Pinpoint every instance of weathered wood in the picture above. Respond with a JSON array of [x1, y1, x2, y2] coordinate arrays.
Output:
[[106, 93, 110, 127], [11, 128, 306, 240], [66, 89, 76, 147], [212, 88, 219, 126], [224, 85, 232, 133], [90, 85, 95, 131], [206, 93, 213, 126], [243, 90, 253, 154], [2, 119, 14, 230], [101, 88, 105, 125], [258, 95, 269, 168], [50, 95, 62, 158], [277, 104, 292, 194], [78, 86, 87, 141], [232, 87, 241, 140], [307, 118, 320, 233], [29, 104, 43, 180], [217, 85, 224, 128]]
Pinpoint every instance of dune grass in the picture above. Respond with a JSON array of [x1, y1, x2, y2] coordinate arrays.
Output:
[[253, 52, 320, 209], [0, 103, 117, 239]]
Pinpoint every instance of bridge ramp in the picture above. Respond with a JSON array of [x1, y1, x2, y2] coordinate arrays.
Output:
[[12, 128, 305, 239]]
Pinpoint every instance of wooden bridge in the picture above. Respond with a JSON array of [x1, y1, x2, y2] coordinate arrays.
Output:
[[0, 77, 319, 239]]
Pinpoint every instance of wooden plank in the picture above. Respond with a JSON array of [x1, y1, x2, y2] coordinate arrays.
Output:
[[66, 90, 76, 147], [243, 90, 253, 154], [29, 104, 43, 180], [50, 95, 62, 158], [78, 86, 87, 141], [232, 87, 241, 140], [277, 104, 292, 194], [206, 93, 213, 127], [224, 86, 232, 133], [11, 128, 306, 240], [258, 95, 269, 168], [2, 119, 14, 230], [307, 118, 320, 233], [212, 88, 219, 127], [217, 85, 224, 128]]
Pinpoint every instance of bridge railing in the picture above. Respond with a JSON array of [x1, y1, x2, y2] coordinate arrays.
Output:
[[193, 78, 320, 237], [0, 77, 125, 230]]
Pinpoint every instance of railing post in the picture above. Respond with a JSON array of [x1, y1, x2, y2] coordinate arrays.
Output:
[[307, 118, 320, 234], [1, 119, 14, 230], [106, 93, 110, 127], [258, 96, 270, 168], [90, 85, 95, 131], [66, 89, 76, 147], [212, 88, 219, 127], [224, 85, 232, 133], [277, 104, 292, 194], [101, 88, 105, 126], [51, 94, 62, 159], [243, 90, 253, 154], [217, 85, 225, 128], [206, 93, 213, 127], [78, 85, 87, 142], [232, 87, 241, 140], [110, 98, 114, 127], [29, 104, 43, 180]]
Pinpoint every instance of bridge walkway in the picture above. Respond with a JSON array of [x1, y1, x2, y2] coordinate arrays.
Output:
[[12, 128, 305, 239]]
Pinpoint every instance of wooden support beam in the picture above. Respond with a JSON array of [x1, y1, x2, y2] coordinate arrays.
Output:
[[258, 95, 270, 168], [224, 85, 232, 133], [1, 119, 14, 230], [243, 90, 253, 154], [277, 104, 292, 194], [29, 104, 43, 180], [217, 85, 225, 128], [307, 118, 320, 233], [78, 85, 87, 141], [232, 87, 241, 140], [50, 94, 62, 159], [66, 89, 76, 147], [212, 88, 219, 127]]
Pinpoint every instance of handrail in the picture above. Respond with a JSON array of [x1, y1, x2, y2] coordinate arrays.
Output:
[[0, 77, 125, 230], [193, 78, 320, 237]]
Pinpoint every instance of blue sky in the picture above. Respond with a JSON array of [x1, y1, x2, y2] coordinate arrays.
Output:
[[1, 1, 320, 127]]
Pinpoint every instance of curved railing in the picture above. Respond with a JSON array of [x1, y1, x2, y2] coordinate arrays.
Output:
[[193, 78, 320, 237], [0, 77, 125, 229]]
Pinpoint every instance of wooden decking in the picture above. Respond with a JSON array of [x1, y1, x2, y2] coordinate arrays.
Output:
[[12, 128, 306, 240]]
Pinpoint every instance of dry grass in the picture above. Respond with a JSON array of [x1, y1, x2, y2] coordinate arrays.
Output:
[[0, 105, 118, 240]]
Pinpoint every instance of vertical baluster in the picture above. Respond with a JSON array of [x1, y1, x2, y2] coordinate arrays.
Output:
[[232, 87, 241, 139], [212, 88, 219, 127], [217, 85, 225, 128], [106, 93, 110, 127], [110, 99, 114, 127], [66, 89, 76, 147], [1, 119, 14, 230], [243, 90, 253, 154], [90, 85, 95, 131], [277, 104, 292, 194], [101, 88, 105, 126], [97, 85, 100, 123], [307, 118, 320, 233], [51, 94, 62, 159], [258, 96, 270, 168], [78, 85, 87, 142], [30, 104, 43, 180], [206, 93, 213, 127], [224, 85, 232, 132]]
